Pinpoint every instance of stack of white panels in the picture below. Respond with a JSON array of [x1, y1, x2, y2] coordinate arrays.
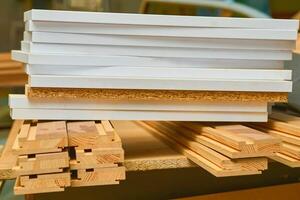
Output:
[[10, 9, 299, 121]]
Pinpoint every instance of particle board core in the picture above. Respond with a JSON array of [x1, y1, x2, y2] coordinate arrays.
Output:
[[26, 87, 288, 103]]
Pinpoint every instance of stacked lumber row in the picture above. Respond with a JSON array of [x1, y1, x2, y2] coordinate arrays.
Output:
[[139, 121, 280, 177], [12, 120, 125, 195], [0, 53, 26, 87], [10, 9, 299, 121], [248, 111, 300, 167], [68, 121, 125, 187]]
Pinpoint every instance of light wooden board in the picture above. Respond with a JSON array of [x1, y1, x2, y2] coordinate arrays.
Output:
[[24, 65, 291, 80], [71, 167, 125, 187], [112, 121, 195, 171], [21, 41, 292, 60], [0, 121, 195, 179], [12, 50, 284, 69], [137, 122, 263, 177], [9, 94, 269, 112], [174, 122, 280, 158], [0, 121, 23, 179], [10, 109, 268, 122], [28, 75, 292, 92], [14, 151, 69, 176], [25, 87, 288, 103], [24, 9, 299, 29], [25, 21, 297, 40], [70, 148, 124, 169], [12, 121, 68, 155], [14, 172, 71, 195], [67, 121, 121, 149], [24, 31, 296, 50], [146, 121, 268, 170]]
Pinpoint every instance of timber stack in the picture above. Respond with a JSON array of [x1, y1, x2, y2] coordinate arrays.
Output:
[[0, 9, 299, 195]]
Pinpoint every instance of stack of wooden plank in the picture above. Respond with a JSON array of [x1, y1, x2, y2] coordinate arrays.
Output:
[[139, 121, 280, 177], [10, 9, 299, 121], [0, 53, 26, 87], [10, 120, 125, 195], [68, 121, 125, 187], [248, 111, 300, 168], [13, 121, 70, 195]]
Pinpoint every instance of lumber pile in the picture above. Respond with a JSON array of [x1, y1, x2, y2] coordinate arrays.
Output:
[[11, 120, 125, 195], [139, 121, 279, 177], [248, 111, 300, 167], [9, 9, 299, 121], [0, 53, 27, 87]]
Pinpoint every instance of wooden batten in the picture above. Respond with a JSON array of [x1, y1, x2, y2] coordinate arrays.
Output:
[[169, 122, 280, 158], [70, 166, 125, 187], [14, 151, 69, 176], [14, 172, 71, 195], [70, 147, 124, 170], [13, 121, 68, 155], [67, 121, 122, 149]]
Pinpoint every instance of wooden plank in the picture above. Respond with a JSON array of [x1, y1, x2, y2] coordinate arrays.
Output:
[[71, 166, 125, 187], [0, 120, 23, 179], [25, 31, 296, 50], [14, 172, 71, 195], [25, 9, 298, 29], [70, 147, 124, 169], [270, 152, 300, 168], [11, 108, 268, 122], [28, 75, 292, 92], [270, 111, 300, 126], [14, 151, 69, 176], [113, 121, 195, 171], [13, 121, 68, 155], [168, 122, 278, 158], [12, 50, 284, 69], [67, 121, 121, 149], [262, 119, 300, 137], [137, 122, 262, 177], [146, 121, 267, 171], [26, 21, 297, 40], [22, 41, 292, 60], [0, 53, 11, 61], [180, 122, 280, 155], [0, 61, 22, 69]]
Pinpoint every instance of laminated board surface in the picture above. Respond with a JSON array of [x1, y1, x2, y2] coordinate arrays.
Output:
[[24, 31, 296, 50], [24, 9, 299, 29], [12, 51, 285, 69], [10, 108, 268, 121], [25, 87, 288, 103], [9, 94, 269, 112], [21, 41, 292, 60], [24, 65, 292, 79], [25, 20, 297, 40], [27, 75, 292, 92]]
